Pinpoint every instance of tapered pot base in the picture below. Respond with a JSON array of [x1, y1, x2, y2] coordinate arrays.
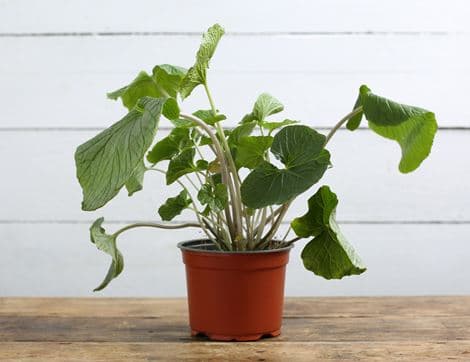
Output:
[[178, 239, 292, 342], [191, 328, 281, 341]]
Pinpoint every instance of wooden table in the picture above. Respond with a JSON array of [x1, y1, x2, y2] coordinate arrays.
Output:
[[1, 297, 470, 361]]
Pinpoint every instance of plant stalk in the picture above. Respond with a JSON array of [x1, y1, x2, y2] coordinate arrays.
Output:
[[324, 106, 363, 146]]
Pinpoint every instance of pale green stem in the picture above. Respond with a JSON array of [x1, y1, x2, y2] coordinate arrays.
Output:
[[180, 112, 236, 239], [324, 106, 363, 146], [112, 222, 200, 239]]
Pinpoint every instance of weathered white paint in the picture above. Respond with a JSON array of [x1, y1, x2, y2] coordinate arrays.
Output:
[[0, 130, 466, 222], [1, 35, 468, 127], [1, 224, 468, 297], [0, 0, 469, 33], [0, 0, 468, 297]]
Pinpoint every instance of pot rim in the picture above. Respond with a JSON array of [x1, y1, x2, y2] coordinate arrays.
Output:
[[177, 239, 294, 254]]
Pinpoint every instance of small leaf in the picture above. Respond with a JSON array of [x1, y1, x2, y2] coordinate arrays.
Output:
[[90, 218, 124, 291], [152, 64, 187, 98], [227, 121, 256, 148], [241, 125, 330, 208], [170, 118, 195, 128], [235, 136, 273, 169], [146, 128, 191, 164], [346, 95, 363, 131], [166, 148, 196, 185], [180, 24, 225, 98], [262, 119, 298, 132], [75, 97, 164, 211], [196, 159, 209, 170], [162, 98, 180, 121], [107, 71, 163, 110], [252, 93, 284, 121], [125, 161, 146, 196], [291, 186, 366, 279], [198, 183, 228, 212], [158, 190, 192, 221], [192, 109, 227, 125], [355, 85, 438, 173]]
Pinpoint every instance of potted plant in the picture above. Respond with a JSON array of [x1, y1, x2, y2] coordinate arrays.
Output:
[[75, 24, 437, 341]]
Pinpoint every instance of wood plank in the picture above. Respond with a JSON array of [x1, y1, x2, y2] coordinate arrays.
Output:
[[0, 130, 466, 222], [1, 0, 469, 33], [1, 314, 470, 343], [1, 224, 469, 297], [1, 341, 470, 361], [1, 35, 469, 127], [2, 297, 470, 318]]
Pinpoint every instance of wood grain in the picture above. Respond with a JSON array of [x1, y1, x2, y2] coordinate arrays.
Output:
[[1, 297, 469, 361]]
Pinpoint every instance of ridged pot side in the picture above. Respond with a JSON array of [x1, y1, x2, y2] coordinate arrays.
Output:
[[178, 240, 292, 341]]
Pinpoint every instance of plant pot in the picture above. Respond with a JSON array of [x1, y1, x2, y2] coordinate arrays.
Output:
[[178, 239, 292, 341]]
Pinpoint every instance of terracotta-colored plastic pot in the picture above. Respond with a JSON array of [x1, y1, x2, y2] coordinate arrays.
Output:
[[178, 239, 292, 341]]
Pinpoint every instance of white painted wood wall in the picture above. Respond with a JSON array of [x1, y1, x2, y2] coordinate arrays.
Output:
[[1, 0, 469, 297]]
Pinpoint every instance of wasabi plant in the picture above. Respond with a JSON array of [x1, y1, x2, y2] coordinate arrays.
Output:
[[75, 24, 437, 290]]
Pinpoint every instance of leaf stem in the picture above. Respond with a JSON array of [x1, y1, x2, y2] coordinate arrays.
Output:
[[324, 106, 363, 146], [112, 222, 200, 238]]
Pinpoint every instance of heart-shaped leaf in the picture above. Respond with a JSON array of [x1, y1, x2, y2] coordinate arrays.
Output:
[[351, 85, 437, 173], [235, 136, 273, 169], [241, 125, 330, 208], [291, 186, 366, 279]]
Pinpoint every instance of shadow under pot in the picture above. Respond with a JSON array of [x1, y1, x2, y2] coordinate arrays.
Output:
[[178, 239, 293, 341]]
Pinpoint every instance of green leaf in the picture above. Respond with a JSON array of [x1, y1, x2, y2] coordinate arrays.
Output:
[[346, 95, 363, 131], [158, 190, 192, 221], [235, 136, 273, 169], [90, 218, 124, 291], [198, 183, 228, 213], [146, 128, 191, 164], [355, 85, 438, 173], [170, 118, 195, 128], [262, 119, 298, 132], [166, 148, 196, 185], [291, 186, 366, 280], [75, 97, 164, 211], [227, 121, 256, 148], [180, 24, 225, 99], [196, 159, 209, 170], [252, 93, 284, 121], [241, 125, 330, 208], [107, 71, 163, 110], [162, 98, 180, 120], [192, 109, 227, 125], [152, 64, 187, 98], [125, 161, 146, 196]]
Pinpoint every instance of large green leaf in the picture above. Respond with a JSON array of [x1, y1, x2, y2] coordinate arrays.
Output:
[[241, 125, 330, 208], [147, 128, 191, 164], [107, 72, 163, 110], [291, 186, 366, 279], [75, 97, 164, 211], [158, 190, 192, 221], [252, 93, 284, 121], [198, 183, 228, 212], [180, 24, 225, 98], [235, 136, 273, 169], [90, 218, 124, 291], [352, 85, 437, 173], [152, 64, 187, 98], [125, 160, 146, 196]]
